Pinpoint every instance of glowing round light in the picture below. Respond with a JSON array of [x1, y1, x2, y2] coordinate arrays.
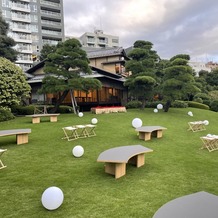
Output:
[[157, 104, 163, 110], [72, 145, 84, 157], [78, 112, 83, 117], [132, 118, 143, 128], [188, 111, 193, 116], [91, 118, 98, 124], [41, 186, 64, 210], [154, 109, 158, 113], [203, 120, 209, 125]]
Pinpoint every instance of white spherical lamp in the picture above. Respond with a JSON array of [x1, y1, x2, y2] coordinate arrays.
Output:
[[157, 104, 163, 110], [41, 186, 64, 210], [154, 109, 158, 113], [203, 120, 209, 125], [132, 118, 143, 128], [78, 112, 83, 117], [188, 111, 193, 116], [91, 118, 98, 124], [72, 145, 84, 157]]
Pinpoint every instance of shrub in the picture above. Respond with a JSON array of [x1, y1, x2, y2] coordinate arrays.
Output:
[[0, 108, 15, 122], [172, 100, 188, 108], [11, 105, 34, 115], [143, 101, 165, 108], [56, 106, 74, 113], [185, 101, 210, 110], [193, 97, 203, 103], [11, 105, 74, 115], [210, 100, 218, 112], [125, 101, 142, 109]]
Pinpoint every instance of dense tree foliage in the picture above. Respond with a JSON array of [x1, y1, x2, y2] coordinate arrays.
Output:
[[0, 57, 31, 109], [161, 54, 200, 111], [0, 14, 18, 61], [40, 38, 102, 112], [126, 40, 160, 75], [124, 76, 156, 108], [39, 44, 57, 61], [125, 40, 160, 108]]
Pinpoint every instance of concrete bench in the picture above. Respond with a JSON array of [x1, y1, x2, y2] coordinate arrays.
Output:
[[97, 145, 153, 179], [26, 113, 60, 123], [0, 129, 31, 145], [135, 126, 167, 141], [153, 191, 218, 218]]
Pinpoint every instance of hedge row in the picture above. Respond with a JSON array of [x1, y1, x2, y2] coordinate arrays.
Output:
[[11, 105, 74, 115]]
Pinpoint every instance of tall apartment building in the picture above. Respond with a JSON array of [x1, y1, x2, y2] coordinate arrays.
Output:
[[0, 0, 65, 71], [79, 29, 119, 48]]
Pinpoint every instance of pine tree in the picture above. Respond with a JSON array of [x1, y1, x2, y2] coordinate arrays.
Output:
[[0, 14, 18, 61]]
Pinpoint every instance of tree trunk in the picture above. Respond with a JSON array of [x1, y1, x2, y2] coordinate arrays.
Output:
[[70, 89, 79, 114], [141, 99, 146, 109], [50, 90, 69, 113], [164, 100, 171, 112]]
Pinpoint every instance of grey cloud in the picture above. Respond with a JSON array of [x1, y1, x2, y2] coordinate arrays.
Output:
[[63, 0, 218, 61]]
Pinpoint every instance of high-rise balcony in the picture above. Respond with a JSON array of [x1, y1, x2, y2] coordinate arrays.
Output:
[[40, 0, 60, 8], [12, 27, 31, 33], [11, 14, 31, 23], [11, 3, 30, 13], [41, 10, 61, 17]]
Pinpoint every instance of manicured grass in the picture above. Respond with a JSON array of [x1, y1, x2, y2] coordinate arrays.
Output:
[[0, 108, 218, 218]]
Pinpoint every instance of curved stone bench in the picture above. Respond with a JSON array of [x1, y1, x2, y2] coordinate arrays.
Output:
[[97, 145, 153, 179], [0, 129, 31, 145], [153, 191, 218, 218], [135, 126, 167, 141]]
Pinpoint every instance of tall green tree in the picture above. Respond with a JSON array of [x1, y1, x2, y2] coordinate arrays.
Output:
[[125, 40, 160, 108], [40, 38, 102, 113], [0, 14, 18, 61], [161, 54, 200, 111], [0, 57, 31, 108], [124, 76, 156, 108]]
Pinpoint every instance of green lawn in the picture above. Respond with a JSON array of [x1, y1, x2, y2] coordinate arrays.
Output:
[[0, 108, 217, 218]]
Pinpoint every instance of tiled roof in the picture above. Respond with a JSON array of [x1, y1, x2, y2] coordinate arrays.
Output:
[[85, 47, 125, 58]]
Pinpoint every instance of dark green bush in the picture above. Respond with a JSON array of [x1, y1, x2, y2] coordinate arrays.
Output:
[[185, 101, 210, 110], [125, 101, 142, 109], [11, 105, 35, 115], [210, 100, 218, 112], [144, 101, 166, 108], [172, 100, 188, 108], [11, 105, 74, 115], [56, 106, 74, 113], [202, 99, 211, 106], [0, 108, 15, 122], [193, 97, 203, 103]]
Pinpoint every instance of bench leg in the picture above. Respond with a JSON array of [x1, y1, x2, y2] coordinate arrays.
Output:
[[32, 117, 40, 123], [156, 130, 163, 138], [105, 163, 126, 179], [16, 133, 29, 144], [139, 132, 151, 141], [128, 154, 145, 167], [50, 116, 57, 122]]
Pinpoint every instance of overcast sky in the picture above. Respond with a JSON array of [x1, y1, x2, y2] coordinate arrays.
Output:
[[63, 0, 218, 62]]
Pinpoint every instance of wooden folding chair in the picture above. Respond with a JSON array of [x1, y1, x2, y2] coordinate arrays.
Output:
[[200, 135, 218, 152], [85, 124, 96, 137], [74, 125, 88, 138], [188, 121, 206, 132], [62, 126, 78, 141], [0, 149, 7, 169]]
